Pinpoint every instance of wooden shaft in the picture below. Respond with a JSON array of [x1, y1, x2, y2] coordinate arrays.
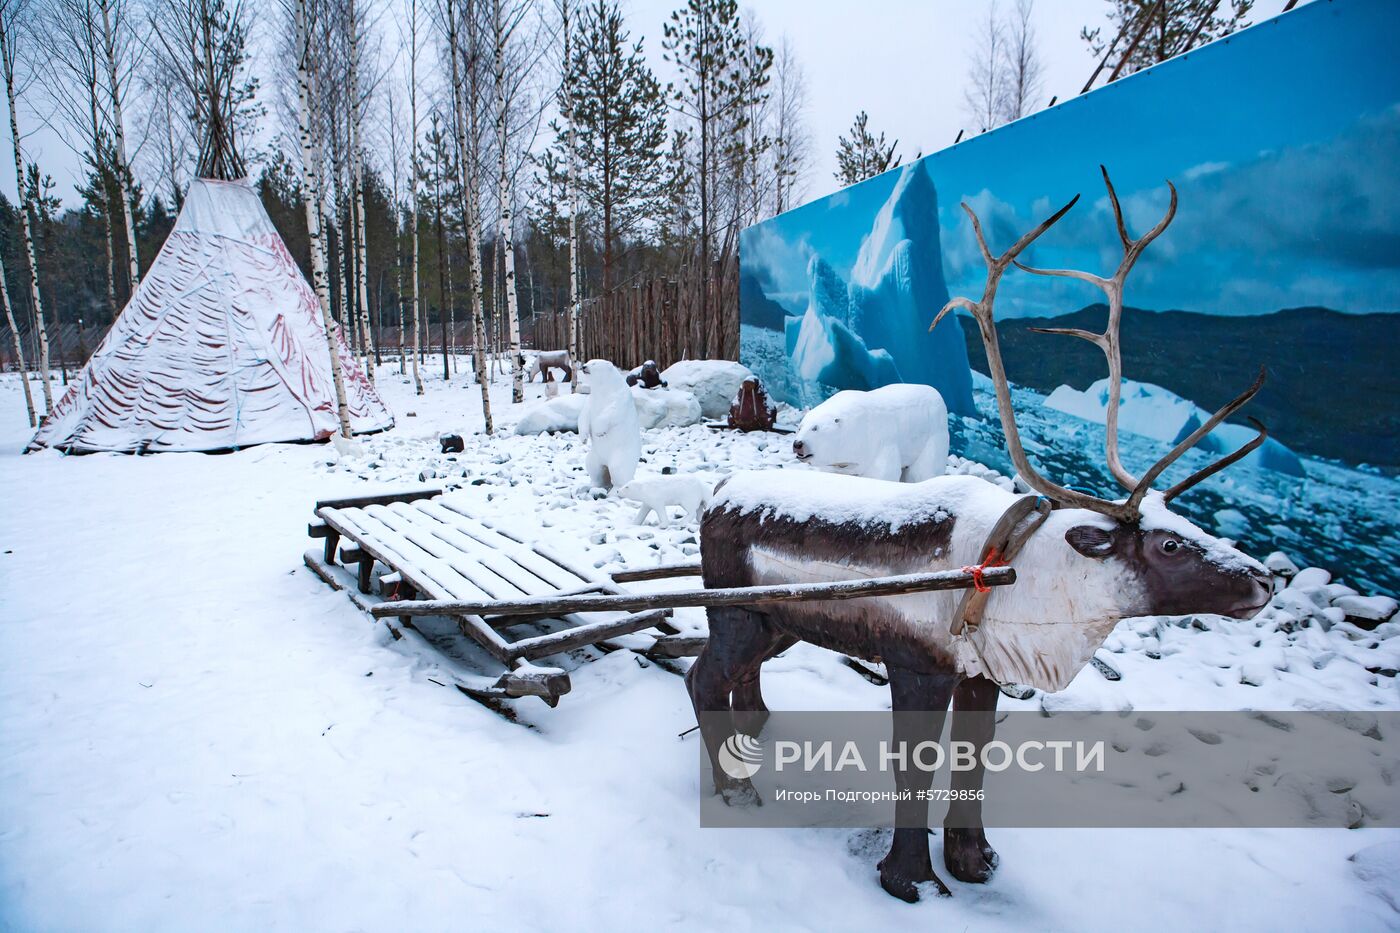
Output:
[[610, 563, 703, 583], [511, 608, 673, 661], [371, 567, 1016, 620]]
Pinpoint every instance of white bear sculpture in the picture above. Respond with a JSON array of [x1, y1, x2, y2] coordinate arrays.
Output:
[[617, 475, 712, 527], [791, 383, 949, 482], [580, 360, 641, 489]]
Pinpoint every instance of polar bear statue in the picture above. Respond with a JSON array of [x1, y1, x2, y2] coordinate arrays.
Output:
[[579, 359, 642, 489], [616, 475, 712, 527], [791, 383, 949, 482]]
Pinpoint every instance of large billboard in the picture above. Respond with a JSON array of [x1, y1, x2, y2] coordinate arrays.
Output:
[[738, 0, 1400, 596]]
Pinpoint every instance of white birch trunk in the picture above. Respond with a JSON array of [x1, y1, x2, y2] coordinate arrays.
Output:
[[493, 0, 523, 403], [295, 0, 352, 438], [408, 0, 423, 394], [99, 0, 139, 290], [0, 19, 52, 413], [562, 0, 580, 376], [446, 0, 491, 430], [347, 0, 374, 382], [1, 252, 35, 426]]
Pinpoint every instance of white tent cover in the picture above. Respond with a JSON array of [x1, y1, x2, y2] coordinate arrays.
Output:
[[29, 178, 393, 453]]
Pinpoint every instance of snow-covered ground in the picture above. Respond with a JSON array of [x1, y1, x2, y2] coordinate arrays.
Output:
[[1, 362, 1397, 931]]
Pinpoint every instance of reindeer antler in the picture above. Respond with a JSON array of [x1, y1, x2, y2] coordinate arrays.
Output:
[[939, 168, 1268, 521]]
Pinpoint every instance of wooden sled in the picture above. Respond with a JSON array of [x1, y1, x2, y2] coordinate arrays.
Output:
[[306, 487, 706, 706], [306, 488, 1015, 708]]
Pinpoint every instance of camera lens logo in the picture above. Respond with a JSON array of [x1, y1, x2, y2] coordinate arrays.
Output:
[[718, 733, 764, 780]]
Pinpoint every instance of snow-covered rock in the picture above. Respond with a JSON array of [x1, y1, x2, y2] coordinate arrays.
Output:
[[514, 394, 588, 435], [517, 387, 703, 434], [631, 387, 703, 430], [1043, 377, 1305, 476], [661, 360, 753, 418], [1290, 567, 1333, 591], [1334, 594, 1398, 629], [1265, 551, 1301, 578]]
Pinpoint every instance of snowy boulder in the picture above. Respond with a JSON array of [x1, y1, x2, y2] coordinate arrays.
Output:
[[514, 394, 588, 435], [1265, 551, 1300, 578], [793, 384, 950, 482], [1334, 595, 1398, 630], [1289, 567, 1332, 591], [661, 360, 753, 419], [630, 387, 703, 429], [1043, 377, 1305, 477]]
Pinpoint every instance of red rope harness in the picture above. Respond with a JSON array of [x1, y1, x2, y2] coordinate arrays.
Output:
[[962, 547, 1008, 594]]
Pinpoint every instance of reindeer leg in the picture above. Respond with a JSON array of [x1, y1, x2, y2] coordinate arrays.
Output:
[[944, 674, 1000, 883], [686, 607, 775, 806], [878, 665, 957, 902], [730, 631, 797, 737]]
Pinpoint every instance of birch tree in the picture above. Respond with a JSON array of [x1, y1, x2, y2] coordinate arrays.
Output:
[[344, 0, 375, 381], [559, 0, 579, 367], [294, 0, 352, 436], [998, 0, 1043, 123], [963, 1, 1005, 132], [97, 0, 139, 290], [42, 0, 119, 318], [406, 0, 422, 393], [1, 251, 34, 425], [769, 34, 809, 215], [0, 0, 53, 413], [444, 0, 491, 430], [491, 0, 528, 403]]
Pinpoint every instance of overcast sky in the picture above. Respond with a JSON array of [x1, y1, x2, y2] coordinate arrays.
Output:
[[4, 0, 1304, 210]]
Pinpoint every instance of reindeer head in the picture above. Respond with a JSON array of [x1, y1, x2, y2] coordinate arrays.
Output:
[[935, 167, 1272, 622]]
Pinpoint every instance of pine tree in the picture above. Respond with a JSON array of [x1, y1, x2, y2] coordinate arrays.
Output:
[[1082, 0, 1252, 79], [834, 111, 900, 187], [558, 0, 667, 293]]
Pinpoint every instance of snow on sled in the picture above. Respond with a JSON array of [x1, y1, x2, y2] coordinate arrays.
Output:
[[305, 488, 1016, 708]]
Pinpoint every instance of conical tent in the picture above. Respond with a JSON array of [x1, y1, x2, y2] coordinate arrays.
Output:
[[28, 177, 393, 453]]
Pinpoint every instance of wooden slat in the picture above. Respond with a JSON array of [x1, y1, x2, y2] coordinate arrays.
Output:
[[372, 567, 1017, 619], [315, 487, 442, 511], [511, 608, 674, 661], [430, 500, 593, 591], [319, 507, 493, 604], [611, 563, 703, 583], [368, 504, 533, 599], [391, 502, 571, 597]]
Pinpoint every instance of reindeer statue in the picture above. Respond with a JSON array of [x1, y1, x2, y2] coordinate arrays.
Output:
[[689, 168, 1275, 903]]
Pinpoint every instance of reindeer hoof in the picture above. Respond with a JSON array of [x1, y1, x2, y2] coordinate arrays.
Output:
[[718, 779, 763, 808], [879, 832, 951, 902], [878, 862, 951, 903], [944, 827, 998, 883]]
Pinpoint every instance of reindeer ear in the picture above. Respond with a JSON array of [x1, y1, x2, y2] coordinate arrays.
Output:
[[1066, 525, 1115, 558]]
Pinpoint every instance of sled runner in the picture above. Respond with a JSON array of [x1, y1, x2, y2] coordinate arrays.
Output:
[[305, 487, 1015, 707]]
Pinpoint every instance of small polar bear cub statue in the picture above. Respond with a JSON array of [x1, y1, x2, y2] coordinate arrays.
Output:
[[792, 383, 949, 482], [617, 475, 712, 527], [579, 359, 642, 489]]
